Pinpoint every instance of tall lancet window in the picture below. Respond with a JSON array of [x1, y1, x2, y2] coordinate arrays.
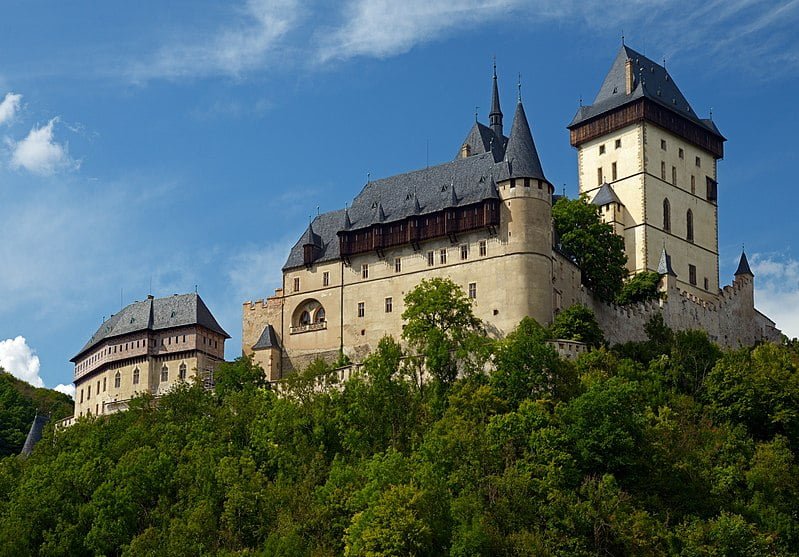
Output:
[[663, 198, 671, 232], [686, 209, 694, 242]]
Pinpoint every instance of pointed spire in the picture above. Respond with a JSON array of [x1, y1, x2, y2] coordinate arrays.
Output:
[[21, 413, 49, 456], [489, 59, 503, 142], [735, 250, 754, 277], [657, 247, 677, 276], [413, 194, 422, 214], [501, 99, 547, 182], [302, 219, 319, 246], [343, 207, 352, 230], [376, 201, 386, 222], [450, 183, 458, 206]]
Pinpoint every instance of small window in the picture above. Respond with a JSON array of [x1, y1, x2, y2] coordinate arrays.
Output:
[[661, 161, 666, 180], [315, 308, 326, 323], [663, 198, 671, 232], [323, 271, 330, 286], [361, 264, 369, 279], [479, 240, 487, 257], [611, 162, 617, 181], [468, 282, 477, 299], [427, 251, 434, 266], [661, 139, 667, 150], [599, 144, 606, 155], [357, 302, 365, 318], [460, 245, 468, 260], [133, 368, 140, 385], [672, 166, 677, 185], [385, 297, 393, 313], [704, 277, 709, 290], [523, 178, 530, 187], [394, 258, 401, 273], [679, 148, 684, 159], [691, 175, 696, 194], [103, 377, 106, 392], [161, 365, 168, 382], [695, 156, 701, 168], [686, 209, 694, 242], [597, 167, 603, 185], [179, 363, 187, 381], [299, 311, 311, 326], [114, 371, 121, 389], [510, 178, 516, 188], [293, 277, 300, 292], [615, 139, 621, 149], [440, 249, 447, 264], [87, 385, 91, 399], [689, 264, 697, 286], [96, 381, 100, 395]]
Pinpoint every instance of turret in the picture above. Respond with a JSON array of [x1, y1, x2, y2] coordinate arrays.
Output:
[[302, 220, 323, 267], [489, 62, 503, 141]]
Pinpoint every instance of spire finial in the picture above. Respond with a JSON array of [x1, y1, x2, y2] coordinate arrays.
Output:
[[709, 107, 713, 120], [475, 106, 479, 122], [517, 73, 522, 102], [492, 55, 496, 77], [579, 94, 583, 107], [367, 172, 371, 183], [621, 30, 625, 46], [489, 59, 503, 141]]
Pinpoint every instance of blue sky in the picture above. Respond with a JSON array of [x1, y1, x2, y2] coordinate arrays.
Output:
[[1, 0, 798, 394]]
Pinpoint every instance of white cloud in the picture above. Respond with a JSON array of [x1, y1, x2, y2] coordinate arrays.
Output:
[[54, 383, 75, 399], [131, 0, 302, 81], [8, 118, 79, 175], [750, 253, 799, 339], [0, 92, 22, 125], [0, 336, 43, 388]]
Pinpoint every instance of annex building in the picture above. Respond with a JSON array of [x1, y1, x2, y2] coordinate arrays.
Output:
[[70, 293, 228, 420], [242, 45, 780, 379]]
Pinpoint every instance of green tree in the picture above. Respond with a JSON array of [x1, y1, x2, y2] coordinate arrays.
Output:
[[549, 304, 605, 347], [616, 271, 662, 305], [401, 278, 484, 387], [552, 196, 627, 303]]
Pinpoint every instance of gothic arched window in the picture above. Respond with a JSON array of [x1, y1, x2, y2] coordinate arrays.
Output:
[[114, 371, 121, 389], [161, 365, 168, 382], [179, 362, 187, 381], [686, 209, 694, 242], [663, 198, 671, 232], [315, 308, 326, 323], [132, 368, 140, 385], [299, 311, 311, 326]]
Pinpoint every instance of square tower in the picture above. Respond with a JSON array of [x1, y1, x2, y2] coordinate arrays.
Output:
[[568, 46, 725, 300]]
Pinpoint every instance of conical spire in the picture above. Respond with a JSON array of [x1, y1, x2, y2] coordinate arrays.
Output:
[[21, 413, 49, 456], [376, 202, 386, 222], [343, 207, 352, 230], [302, 219, 321, 247], [450, 183, 458, 206], [735, 250, 754, 277], [657, 247, 677, 276], [501, 100, 547, 182], [413, 194, 422, 214], [489, 61, 503, 141]]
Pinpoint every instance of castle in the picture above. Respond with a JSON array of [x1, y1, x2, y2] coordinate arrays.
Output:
[[241, 45, 780, 379]]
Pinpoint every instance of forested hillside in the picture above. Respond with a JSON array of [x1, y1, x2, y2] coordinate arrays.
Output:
[[0, 369, 73, 457], [2, 319, 798, 555]]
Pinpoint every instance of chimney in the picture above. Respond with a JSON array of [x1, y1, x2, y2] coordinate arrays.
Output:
[[625, 58, 634, 95]]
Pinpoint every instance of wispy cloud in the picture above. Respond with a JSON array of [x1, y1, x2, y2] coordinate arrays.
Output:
[[7, 117, 79, 175], [0, 92, 22, 125], [0, 336, 43, 387], [750, 252, 799, 339], [130, 0, 303, 82]]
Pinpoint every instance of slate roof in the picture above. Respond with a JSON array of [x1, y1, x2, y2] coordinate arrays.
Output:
[[591, 183, 623, 206], [21, 414, 49, 456], [252, 324, 280, 350], [568, 46, 723, 139], [456, 121, 506, 161], [657, 247, 677, 276], [499, 101, 547, 182], [73, 293, 229, 361], [735, 251, 754, 276]]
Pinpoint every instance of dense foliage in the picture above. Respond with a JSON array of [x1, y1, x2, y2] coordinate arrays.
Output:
[[548, 304, 605, 347], [2, 294, 798, 555], [0, 369, 73, 457], [552, 196, 627, 303], [617, 271, 663, 306]]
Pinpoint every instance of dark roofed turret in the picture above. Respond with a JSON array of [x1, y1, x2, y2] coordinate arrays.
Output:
[[735, 250, 754, 277], [302, 220, 323, 267], [489, 62, 503, 141], [500, 100, 547, 182], [21, 413, 49, 456], [658, 247, 677, 276]]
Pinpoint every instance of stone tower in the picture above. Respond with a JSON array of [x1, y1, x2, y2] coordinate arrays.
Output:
[[568, 46, 725, 300]]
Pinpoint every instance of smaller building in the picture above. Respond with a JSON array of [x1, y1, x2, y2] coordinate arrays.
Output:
[[70, 293, 229, 418]]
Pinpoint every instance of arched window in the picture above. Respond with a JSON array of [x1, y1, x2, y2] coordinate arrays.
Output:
[[132, 368, 140, 385], [114, 371, 121, 389], [299, 311, 311, 325], [315, 308, 326, 323], [686, 209, 694, 242], [179, 362, 187, 381], [663, 198, 671, 232], [161, 365, 168, 382]]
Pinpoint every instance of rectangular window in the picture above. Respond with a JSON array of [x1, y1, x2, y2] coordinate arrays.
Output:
[[524, 178, 530, 187], [440, 249, 447, 264], [615, 138, 621, 149], [394, 258, 401, 273], [661, 139, 667, 150], [323, 271, 330, 286], [96, 381, 100, 395], [679, 148, 684, 159], [599, 144, 605, 154], [103, 378, 106, 391], [361, 264, 369, 279], [695, 156, 701, 167], [704, 277, 709, 290], [672, 166, 677, 185], [479, 240, 487, 257], [385, 297, 393, 313], [510, 178, 516, 188], [661, 161, 666, 180], [689, 264, 697, 286], [427, 251, 434, 266], [611, 162, 617, 181], [357, 302, 365, 318], [80, 389, 83, 403], [468, 282, 477, 299], [293, 277, 300, 292], [597, 167, 603, 185], [460, 245, 468, 260], [691, 175, 696, 194]]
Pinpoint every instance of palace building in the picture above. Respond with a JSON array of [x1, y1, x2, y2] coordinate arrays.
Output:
[[70, 293, 228, 418], [239, 45, 780, 378]]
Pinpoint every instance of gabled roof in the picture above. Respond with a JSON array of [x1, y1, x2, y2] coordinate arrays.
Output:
[[569, 46, 723, 139], [73, 293, 229, 361], [302, 221, 322, 247], [591, 182, 623, 207], [456, 121, 506, 161], [735, 251, 754, 276], [499, 101, 547, 182], [252, 324, 280, 350], [657, 247, 677, 276]]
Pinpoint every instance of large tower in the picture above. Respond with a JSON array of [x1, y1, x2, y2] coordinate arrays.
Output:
[[568, 46, 725, 300]]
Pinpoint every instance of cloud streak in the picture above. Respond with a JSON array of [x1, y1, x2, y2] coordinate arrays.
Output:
[[750, 253, 799, 339], [8, 117, 79, 175]]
